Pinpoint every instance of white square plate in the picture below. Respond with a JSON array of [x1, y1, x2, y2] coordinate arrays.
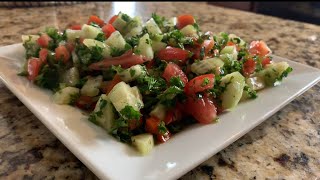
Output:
[[0, 44, 319, 180]]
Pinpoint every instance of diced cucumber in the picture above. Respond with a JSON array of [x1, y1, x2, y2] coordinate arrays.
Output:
[[81, 24, 102, 39], [92, 94, 116, 132], [149, 103, 167, 121], [131, 133, 154, 155], [220, 45, 238, 61], [151, 41, 167, 52], [246, 76, 265, 91], [112, 14, 128, 34], [162, 17, 176, 32], [80, 75, 103, 97], [125, 26, 143, 39], [105, 31, 126, 51], [145, 18, 162, 35], [257, 61, 291, 86], [134, 33, 154, 59], [66, 29, 82, 42], [228, 34, 246, 47], [62, 67, 80, 87], [83, 39, 111, 58], [180, 24, 198, 38], [108, 82, 144, 112], [72, 51, 80, 67], [191, 57, 224, 75], [21, 35, 39, 43], [131, 86, 143, 103], [220, 72, 245, 110], [118, 65, 147, 82], [53, 87, 80, 105]]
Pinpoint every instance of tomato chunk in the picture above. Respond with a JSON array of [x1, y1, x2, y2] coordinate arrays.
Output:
[[39, 48, 48, 64], [157, 131, 171, 143], [184, 74, 215, 95], [249, 40, 272, 57], [87, 15, 105, 27], [128, 117, 143, 131], [75, 96, 97, 111], [102, 74, 122, 95], [69, 24, 82, 30], [162, 62, 188, 85], [55, 45, 70, 63], [186, 95, 217, 124], [176, 14, 195, 30], [145, 116, 162, 135], [262, 57, 271, 67], [102, 24, 116, 38], [157, 47, 190, 64], [108, 15, 118, 24], [27, 58, 42, 82], [37, 34, 52, 48], [242, 58, 256, 76]]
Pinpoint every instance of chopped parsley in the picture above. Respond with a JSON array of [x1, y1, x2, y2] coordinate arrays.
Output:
[[276, 67, 293, 82], [243, 86, 257, 99], [169, 77, 185, 88], [120, 106, 141, 120], [158, 121, 167, 135], [201, 77, 210, 87]]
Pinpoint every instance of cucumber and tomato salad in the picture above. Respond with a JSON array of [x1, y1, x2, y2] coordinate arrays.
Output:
[[19, 12, 292, 155]]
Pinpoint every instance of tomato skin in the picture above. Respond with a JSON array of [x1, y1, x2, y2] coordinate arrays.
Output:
[[102, 74, 122, 95], [184, 74, 215, 95], [102, 24, 116, 38], [89, 53, 145, 70], [262, 57, 271, 67], [128, 117, 143, 130], [145, 116, 162, 135], [176, 14, 195, 30], [108, 15, 118, 24], [55, 45, 70, 63], [39, 48, 48, 64], [65, 42, 75, 52], [164, 106, 183, 125], [157, 47, 190, 64], [87, 15, 105, 27], [203, 39, 215, 55], [157, 131, 171, 143], [242, 59, 256, 76], [162, 62, 188, 85], [27, 58, 42, 82], [75, 96, 97, 111], [186, 95, 217, 124], [249, 40, 271, 57], [37, 34, 52, 48], [70, 24, 82, 30], [186, 39, 214, 60]]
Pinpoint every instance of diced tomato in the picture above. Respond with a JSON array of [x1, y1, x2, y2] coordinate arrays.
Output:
[[102, 24, 116, 38], [37, 34, 52, 48], [128, 117, 143, 130], [75, 96, 97, 111], [162, 62, 188, 85], [203, 39, 215, 55], [157, 47, 190, 64], [39, 48, 48, 64], [102, 74, 122, 94], [55, 45, 70, 63], [249, 40, 272, 57], [108, 15, 118, 24], [164, 106, 183, 125], [146, 59, 156, 69], [69, 24, 82, 30], [184, 74, 215, 95], [185, 95, 217, 124], [145, 116, 162, 135], [176, 14, 195, 30], [65, 42, 75, 52], [227, 41, 235, 46], [242, 58, 256, 76], [27, 58, 42, 82], [157, 131, 171, 143], [262, 57, 271, 67], [89, 52, 145, 70], [87, 15, 105, 27], [186, 39, 214, 60]]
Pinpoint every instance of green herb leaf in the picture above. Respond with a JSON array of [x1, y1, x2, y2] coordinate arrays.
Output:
[[120, 105, 141, 120]]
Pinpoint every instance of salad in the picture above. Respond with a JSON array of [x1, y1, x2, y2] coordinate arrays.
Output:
[[19, 12, 292, 155]]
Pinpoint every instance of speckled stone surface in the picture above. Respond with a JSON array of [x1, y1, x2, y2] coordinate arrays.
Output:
[[0, 2, 319, 180]]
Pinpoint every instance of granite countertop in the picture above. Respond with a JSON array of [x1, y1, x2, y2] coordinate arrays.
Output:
[[0, 2, 319, 179]]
